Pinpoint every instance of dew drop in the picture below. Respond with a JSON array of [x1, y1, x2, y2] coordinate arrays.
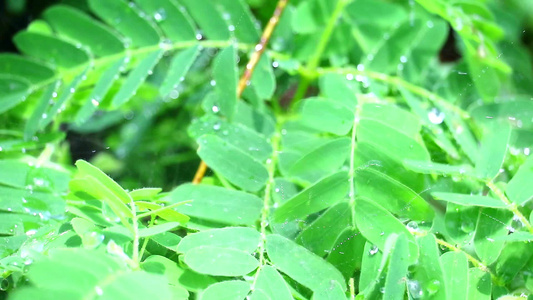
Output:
[[95, 286, 103, 296], [357, 64, 365, 71], [272, 61, 279, 68], [406, 221, 419, 232], [91, 99, 100, 106], [153, 8, 167, 22], [212, 105, 220, 113], [346, 73, 354, 81], [400, 55, 408, 63], [210, 80, 216, 86], [196, 33, 203, 40], [407, 280, 423, 299], [228, 25, 235, 32], [213, 122, 221, 131], [255, 44, 263, 51], [369, 245, 379, 255], [169, 90, 179, 99], [426, 280, 441, 295], [426, 20, 434, 28], [428, 108, 445, 124]]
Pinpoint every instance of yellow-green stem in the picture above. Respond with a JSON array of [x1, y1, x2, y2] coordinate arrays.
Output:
[[486, 180, 533, 234]]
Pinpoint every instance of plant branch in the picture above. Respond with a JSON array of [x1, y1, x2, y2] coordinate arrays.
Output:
[[251, 124, 282, 291], [192, 0, 290, 185], [291, 0, 351, 105], [348, 100, 363, 226], [486, 180, 533, 234], [314, 67, 470, 119]]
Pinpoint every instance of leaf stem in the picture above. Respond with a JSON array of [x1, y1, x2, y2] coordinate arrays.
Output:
[[348, 100, 363, 226], [486, 180, 533, 234], [130, 197, 140, 268], [291, 0, 351, 105], [191, 0, 289, 185], [138, 215, 156, 260], [434, 237, 489, 272], [314, 67, 470, 119], [251, 126, 282, 290]]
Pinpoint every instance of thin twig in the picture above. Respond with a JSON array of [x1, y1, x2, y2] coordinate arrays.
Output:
[[192, 0, 289, 184]]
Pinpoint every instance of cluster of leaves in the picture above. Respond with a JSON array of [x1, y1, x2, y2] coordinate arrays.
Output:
[[1, 0, 533, 299]]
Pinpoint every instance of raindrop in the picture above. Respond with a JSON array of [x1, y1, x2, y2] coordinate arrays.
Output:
[[210, 80, 216, 86], [357, 64, 365, 71], [400, 55, 408, 63], [91, 99, 100, 106], [367, 54, 374, 61], [428, 108, 445, 124], [426, 280, 441, 295], [406, 221, 419, 232], [524, 148, 530, 155], [228, 25, 235, 32], [153, 8, 167, 22], [195, 32, 203, 40], [255, 44, 263, 51], [222, 12, 231, 20], [426, 20, 434, 28], [169, 90, 179, 99], [52, 92, 58, 98], [213, 122, 221, 131], [407, 280, 423, 299], [272, 61, 279, 68], [369, 245, 379, 255], [95, 286, 104, 296], [41, 113, 47, 119], [212, 105, 220, 113], [346, 73, 354, 81], [70, 88, 75, 93]]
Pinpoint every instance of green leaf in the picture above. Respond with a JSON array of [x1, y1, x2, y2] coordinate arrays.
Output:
[[43, 5, 125, 57], [403, 160, 473, 176], [184, 246, 258, 276], [200, 281, 251, 300], [9, 248, 171, 300], [129, 188, 162, 201], [169, 183, 262, 225], [75, 58, 127, 125], [411, 234, 446, 300], [13, 31, 90, 68], [492, 231, 533, 242], [493, 241, 533, 283], [41, 67, 89, 129], [159, 45, 200, 97], [432, 192, 507, 208], [312, 280, 346, 300], [326, 227, 366, 280], [150, 232, 182, 252], [296, 202, 351, 255], [319, 73, 358, 109], [467, 268, 491, 300], [142, 255, 189, 300], [218, 0, 260, 43], [299, 97, 354, 135], [355, 167, 434, 221], [266, 234, 347, 292], [361, 103, 421, 137], [112, 49, 164, 107], [251, 265, 293, 300], [138, 222, 181, 238], [354, 197, 418, 264], [359, 241, 383, 295], [189, 115, 272, 162], [88, 0, 160, 48], [288, 137, 351, 183], [135, 201, 189, 223], [180, 0, 231, 40], [382, 234, 410, 300], [134, 0, 197, 41], [76, 160, 132, 204], [273, 171, 349, 223], [475, 120, 511, 179], [505, 155, 533, 205], [177, 227, 261, 254], [0, 54, 55, 84], [250, 55, 276, 100], [357, 119, 430, 162], [439, 251, 469, 300], [212, 45, 238, 120], [474, 208, 512, 265], [197, 134, 268, 192], [24, 82, 59, 140]]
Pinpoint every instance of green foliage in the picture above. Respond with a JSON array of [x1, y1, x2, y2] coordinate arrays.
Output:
[[1, 0, 533, 299]]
